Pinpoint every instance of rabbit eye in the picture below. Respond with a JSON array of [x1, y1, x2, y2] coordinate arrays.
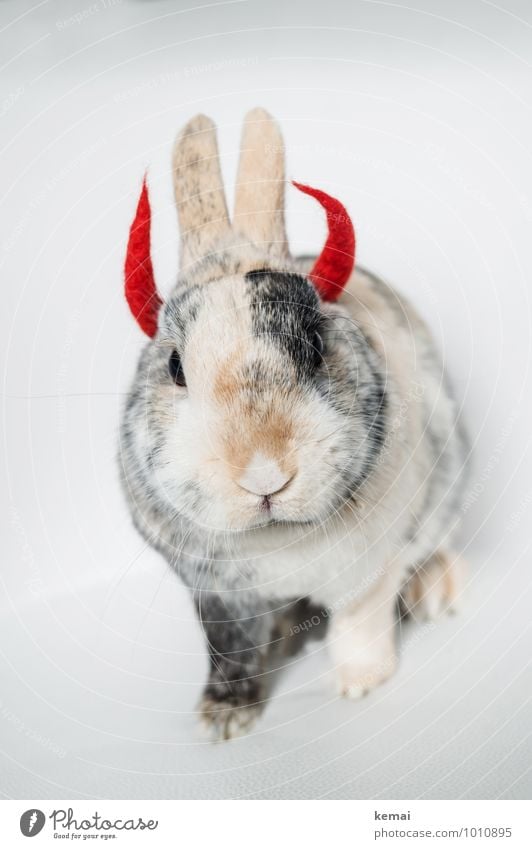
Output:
[[168, 350, 186, 387]]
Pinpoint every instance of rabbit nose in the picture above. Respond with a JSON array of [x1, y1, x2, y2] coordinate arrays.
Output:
[[237, 452, 293, 497]]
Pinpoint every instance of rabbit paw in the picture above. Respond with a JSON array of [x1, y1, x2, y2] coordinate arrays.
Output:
[[330, 573, 400, 700], [336, 642, 398, 700], [331, 608, 398, 700], [199, 695, 261, 741], [401, 550, 466, 621]]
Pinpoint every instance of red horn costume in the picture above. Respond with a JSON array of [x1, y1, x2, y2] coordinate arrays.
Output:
[[124, 178, 355, 335], [124, 178, 162, 338], [292, 181, 355, 302]]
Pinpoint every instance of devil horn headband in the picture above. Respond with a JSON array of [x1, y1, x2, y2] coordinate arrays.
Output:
[[291, 181, 355, 302], [124, 178, 355, 337], [124, 178, 162, 338]]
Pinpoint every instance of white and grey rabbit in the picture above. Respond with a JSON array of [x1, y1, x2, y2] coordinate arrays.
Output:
[[119, 109, 469, 740]]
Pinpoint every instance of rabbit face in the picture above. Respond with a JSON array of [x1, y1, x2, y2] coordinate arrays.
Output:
[[121, 109, 379, 535], [130, 267, 381, 533]]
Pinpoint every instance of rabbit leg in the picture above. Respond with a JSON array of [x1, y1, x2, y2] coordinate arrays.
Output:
[[329, 573, 400, 700], [400, 550, 466, 621], [195, 593, 268, 741]]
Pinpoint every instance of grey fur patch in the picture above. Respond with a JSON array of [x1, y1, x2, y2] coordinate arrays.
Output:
[[246, 268, 323, 378]]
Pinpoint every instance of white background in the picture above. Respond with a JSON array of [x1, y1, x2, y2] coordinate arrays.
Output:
[[1, 0, 531, 799]]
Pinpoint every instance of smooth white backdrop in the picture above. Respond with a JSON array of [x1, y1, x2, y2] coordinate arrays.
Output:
[[1, 0, 531, 798]]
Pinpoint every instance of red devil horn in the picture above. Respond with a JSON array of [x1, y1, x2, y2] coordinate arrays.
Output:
[[292, 181, 355, 301], [124, 177, 163, 337]]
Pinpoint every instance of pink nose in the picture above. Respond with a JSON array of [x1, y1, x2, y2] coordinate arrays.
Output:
[[237, 452, 293, 497]]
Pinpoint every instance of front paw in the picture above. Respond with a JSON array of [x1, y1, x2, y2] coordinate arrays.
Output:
[[332, 628, 398, 700], [336, 652, 397, 700], [329, 602, 398, 701], [199, 694, 262, 741]]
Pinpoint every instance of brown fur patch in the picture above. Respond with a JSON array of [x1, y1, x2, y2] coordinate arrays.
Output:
[[212, 344, 248, 407], [213, 362, 297, 482]]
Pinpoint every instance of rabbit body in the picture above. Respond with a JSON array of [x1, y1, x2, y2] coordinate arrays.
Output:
[[119, 111, 469, 739]]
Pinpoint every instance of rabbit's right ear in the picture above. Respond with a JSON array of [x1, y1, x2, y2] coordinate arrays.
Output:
[[173, 114, 231, 270]]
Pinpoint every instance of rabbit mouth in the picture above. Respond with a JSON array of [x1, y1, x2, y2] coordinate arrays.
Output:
[[250, 497, 284, 527], [245, 495, 321, 529]]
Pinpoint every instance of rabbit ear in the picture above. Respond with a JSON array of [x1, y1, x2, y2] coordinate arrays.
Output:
[[233, 108, 288, 258], [172, 114, 231, 269]]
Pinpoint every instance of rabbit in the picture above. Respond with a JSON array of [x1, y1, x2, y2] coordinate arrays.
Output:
[[119, 108, 470, 740]]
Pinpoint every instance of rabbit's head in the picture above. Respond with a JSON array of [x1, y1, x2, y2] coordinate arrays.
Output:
[[122, 109, 384, 532]]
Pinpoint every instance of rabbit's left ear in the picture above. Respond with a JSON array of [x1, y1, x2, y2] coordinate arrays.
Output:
[[233, 108, 288, 258], [124, 177, 163, 338]]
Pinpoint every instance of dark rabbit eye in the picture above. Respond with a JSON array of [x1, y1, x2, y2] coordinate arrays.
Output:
[[169, 350, 186, 387]]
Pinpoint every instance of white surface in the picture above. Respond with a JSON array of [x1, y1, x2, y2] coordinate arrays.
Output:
[[1, 0, 531, 799]]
